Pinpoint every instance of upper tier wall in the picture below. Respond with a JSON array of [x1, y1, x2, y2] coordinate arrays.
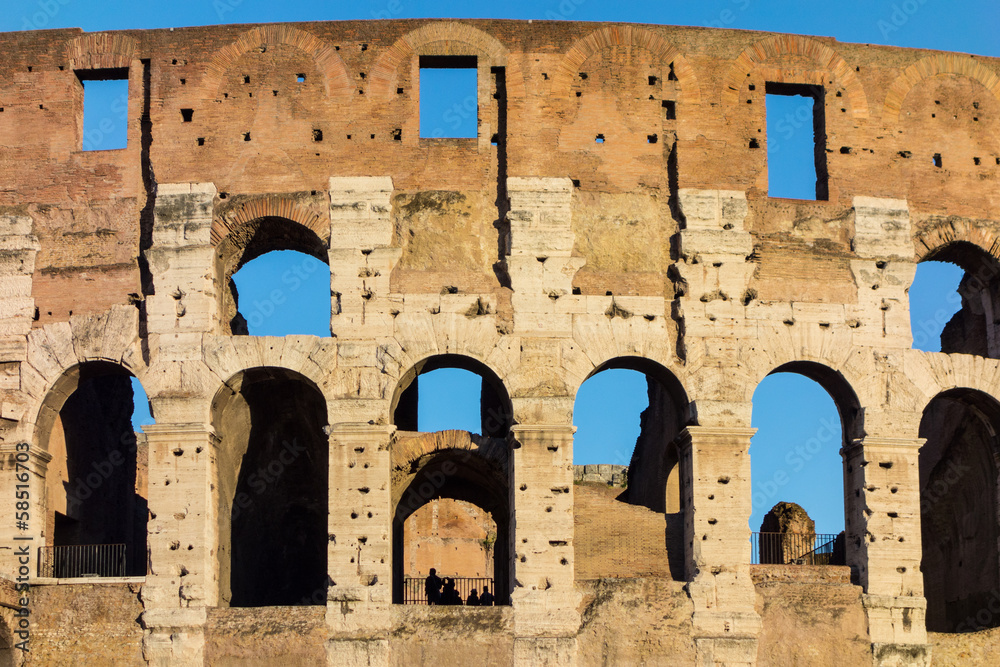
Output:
[[0, 20, 998, 326]]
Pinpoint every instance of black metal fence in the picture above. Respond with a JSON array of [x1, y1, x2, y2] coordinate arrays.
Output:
[[403, 576, 496, 605], [751, 532, 844, 565], [38, 543, 127, 578]]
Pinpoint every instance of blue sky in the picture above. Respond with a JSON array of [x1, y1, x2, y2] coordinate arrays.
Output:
[[12, 0, 996, 534]]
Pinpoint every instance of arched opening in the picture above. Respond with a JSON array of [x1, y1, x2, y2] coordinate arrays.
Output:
[[39, 361, 152, 577], [232, 249, 330, 336], [212, 367, 329, 607], [572, 357, 689, 579], [919, 388, 1000, 632], [912, 242, 1000, 358], [391, 436, 510, 606], [390, 355, 512, 605], [391, 355, 512, 438], [216, 216, 330, 336], [749, 362, 859, 565]]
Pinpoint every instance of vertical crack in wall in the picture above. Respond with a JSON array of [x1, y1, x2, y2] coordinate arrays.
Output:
[[666, 137, 687, 361], [137, 58, 155, 365], [491, 66, 511, 289]]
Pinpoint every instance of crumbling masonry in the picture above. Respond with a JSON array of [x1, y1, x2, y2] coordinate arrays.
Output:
[[0, 17, 998, 666]]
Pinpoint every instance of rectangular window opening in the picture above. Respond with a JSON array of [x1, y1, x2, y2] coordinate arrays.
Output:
[[419, 55, 478, 139], [765, 82, 828, 200], [78, 68, 129, 152]]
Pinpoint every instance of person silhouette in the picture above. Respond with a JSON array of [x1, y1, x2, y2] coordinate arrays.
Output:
[[441, 577, 460, 605], [479, 584, 494, 606], [424, 568, 442, 605], [466, 588, 480, 606]]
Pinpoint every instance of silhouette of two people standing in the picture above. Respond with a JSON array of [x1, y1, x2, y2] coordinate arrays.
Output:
[[424, 568, 494, 606]]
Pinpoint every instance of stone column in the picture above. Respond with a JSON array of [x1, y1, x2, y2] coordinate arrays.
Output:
[[328, 177, 401, 340], [0, 442, 49, 577], [326, 422, 394, 667], [509, 424, 581, 665], [146, 183, 219, 339], [843, 435, 929, 666], [0, 215, 42, 576], [141, 183, 220, 665], [678, 426, 761, 667], [505, 178, 584, 338], [141, 424, 219, 666]]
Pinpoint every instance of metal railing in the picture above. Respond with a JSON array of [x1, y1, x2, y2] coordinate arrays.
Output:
[[38, 544, 127, 578], [751, 532, 843, 565], [403, 576, 496, 605]]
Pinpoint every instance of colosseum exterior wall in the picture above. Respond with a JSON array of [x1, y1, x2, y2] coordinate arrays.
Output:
[[0, 17, 998, 666]]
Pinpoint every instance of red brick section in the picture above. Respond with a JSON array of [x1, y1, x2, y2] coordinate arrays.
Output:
[[573, 482, 678, 580], [0, 20, 996, 325]]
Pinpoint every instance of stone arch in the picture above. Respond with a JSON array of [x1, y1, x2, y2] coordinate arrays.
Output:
[[915, 218, 1000, 263], [883, 54, 1000, 124], [756, 359, 864, 442], [721, 35, 869, 118], [212, 205, 330, 335], [33, 358, 151, 576], [65, 32, 139, 69], [911, 238, 1000, 358], [369, 21, 525, 99], [203, 25, 351, 97], [211, 196, 329, 247], [390, 430, 510, 605], [203, 339, 335, 403], [918, 387, 1000, 631], [390, 353, 513, 438], [551, 25, 701, 104], [902, 351, 1000, 417], [26, 307, 145, 451], [211, 366, 330, 606], [566, 317, 683, 401], [578, 356, 690, 499]]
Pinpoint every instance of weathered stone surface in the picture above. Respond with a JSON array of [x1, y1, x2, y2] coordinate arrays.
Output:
[[0, 16, 994, 667]]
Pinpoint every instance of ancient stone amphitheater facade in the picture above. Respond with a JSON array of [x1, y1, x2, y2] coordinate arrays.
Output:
[[0, 17, 997, 666]]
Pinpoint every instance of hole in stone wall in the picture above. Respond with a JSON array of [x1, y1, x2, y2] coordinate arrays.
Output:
[[920, 388, 1000, 631], [663, 100, 676, 120], [231, 250, 331, 337], [933, 153, 943, 167], [765, 82, 828, 200], [312, 128, 323, 142], [77, 68, 129, 151], [44, 363, 153, 578], [180, 108, 193, 122], [419, 55, 478, 139], [750, 368, 851, 545], [911, 244, 1000, 359]]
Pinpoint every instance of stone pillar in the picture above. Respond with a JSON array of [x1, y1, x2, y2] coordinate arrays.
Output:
[[509, 424, 581, 665], [328, 177, 401, 340], [678, 426, 761, 667], [0, 442, 49, 577], [141, 424, 219, 666], [146, 183, 219, 339], [141, 182, 220, 665], [0, 215, 39, 338], [326, 422, 393, 667], [849, 197, 916, 350], [505, 178, 584, 338], [0, 216, 42, 577], [843, 435, 930, 666]]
